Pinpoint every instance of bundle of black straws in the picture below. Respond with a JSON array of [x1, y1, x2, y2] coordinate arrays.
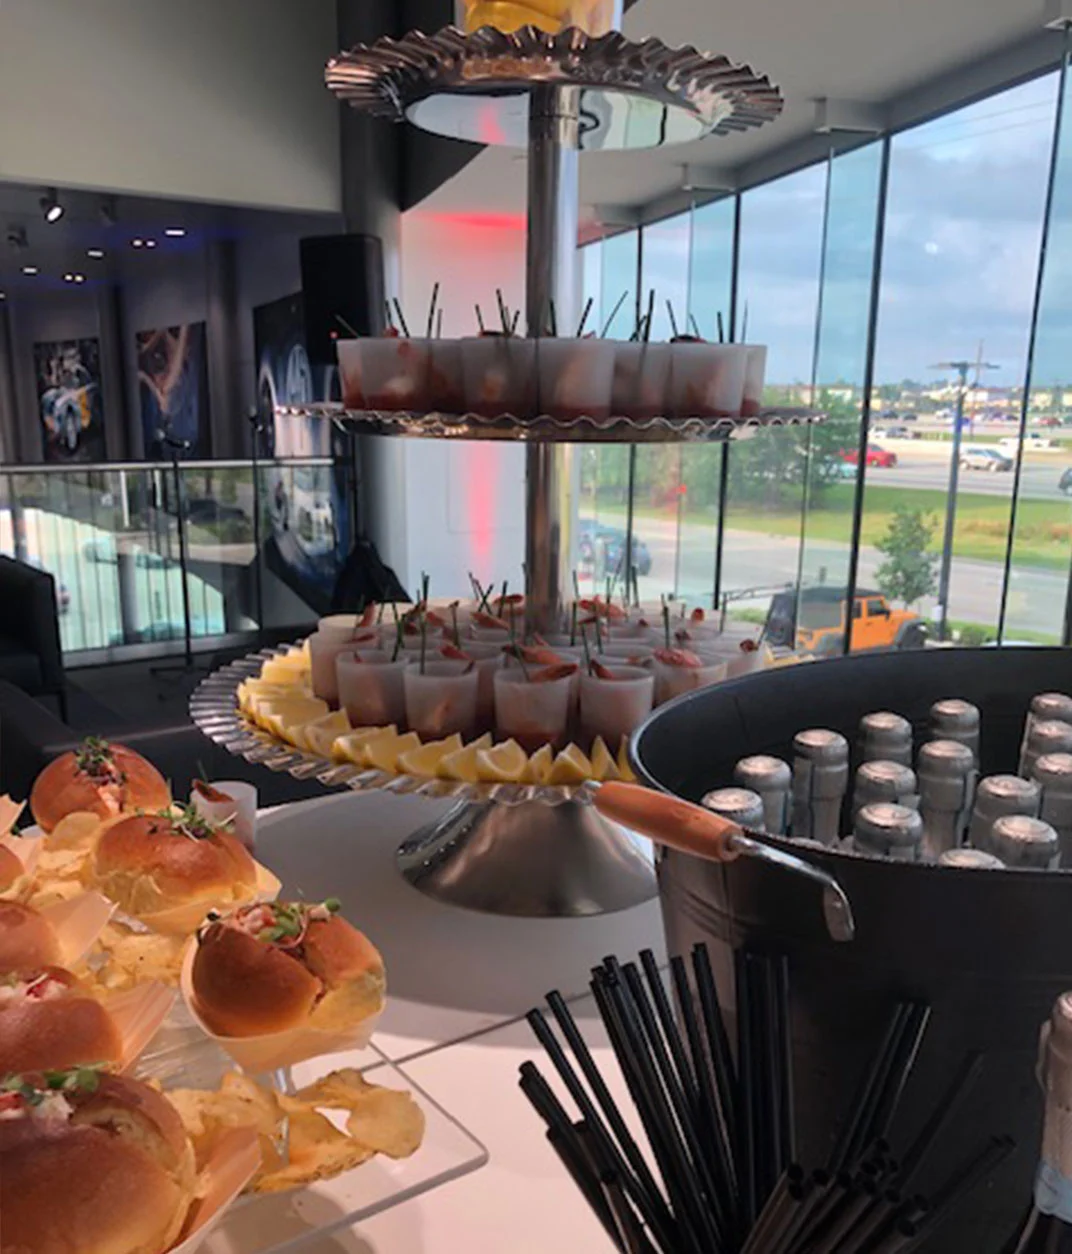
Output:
[[520, 944, 1014, 1254]]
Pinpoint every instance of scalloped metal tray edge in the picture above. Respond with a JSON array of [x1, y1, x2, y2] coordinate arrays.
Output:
[[190, 647, 600, 809]]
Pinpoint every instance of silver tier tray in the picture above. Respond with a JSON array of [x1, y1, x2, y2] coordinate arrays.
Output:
[[326, 25, 783, 151], [279, 402, 820, 444], [190, 647, 599, 809]]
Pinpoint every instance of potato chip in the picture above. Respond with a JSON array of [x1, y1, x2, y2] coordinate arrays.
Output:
[[47, 810, 104, 851], [294, 1068, 373, 1108], [346, 1088, 425, 1159], [251, 1108, 372, 1194], [87, 927, 185, 991], [170, 1077, 283, 1173]]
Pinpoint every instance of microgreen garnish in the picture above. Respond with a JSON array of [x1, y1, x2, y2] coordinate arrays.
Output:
[[1, 1066, 102, 1106], [152, 803, 230, 842], [74, 736, 125, 785]]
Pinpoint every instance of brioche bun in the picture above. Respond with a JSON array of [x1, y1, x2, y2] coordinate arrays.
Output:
[[31, 740, 171, 833], [0, 901, 60, 974], [0, 967, 122, 1073], [92, 812, 257, 919], [192, 904, 385, 1037], [0, 1073, 195, 1254]]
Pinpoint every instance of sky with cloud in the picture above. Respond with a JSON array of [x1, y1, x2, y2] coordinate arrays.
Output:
[[614, 69, 1067, 391]]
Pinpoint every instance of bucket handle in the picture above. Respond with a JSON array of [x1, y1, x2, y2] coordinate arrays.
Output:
[[596, 781, 856, 943]]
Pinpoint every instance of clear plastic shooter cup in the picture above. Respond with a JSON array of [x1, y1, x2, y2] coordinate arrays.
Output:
[[494, 668, 574, 754], [741, 346, 768, 417], [192, 781, 258, 854], [462, 335, 538, 417], [404, 660, 480, 739], [336, 339, 364, 409], [579, 664, 654, 748], [611, 342, 672, 420], [310, 624, 360, 706], [428, 339, 466, 413], [668, 343, 749, 419], [361, 336, 432, 412], [536, 338, 616, 420], [336, 649, 408, 729], [652, 652, 728, 705]]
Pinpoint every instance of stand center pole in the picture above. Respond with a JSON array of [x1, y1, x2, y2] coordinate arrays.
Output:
[[525, 85, 581, 635]]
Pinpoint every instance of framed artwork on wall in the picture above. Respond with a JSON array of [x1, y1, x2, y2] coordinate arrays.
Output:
[[137, 321, 210, 458], [33, 337, 107, 463]]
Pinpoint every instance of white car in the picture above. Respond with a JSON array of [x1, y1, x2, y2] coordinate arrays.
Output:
[[1000, 434, 1053, 452], [960, 447, 1013, 472]]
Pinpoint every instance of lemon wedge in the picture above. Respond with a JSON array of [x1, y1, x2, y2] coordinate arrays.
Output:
[[300, 710, 351, 756], [476, 739, 528, 783], [364, 731, 421, 772], [260, 655, 311, 685], [437, 733, 493, 782], [260, 698, 329, 739], [590, 736, 621, 783], [398, 734, 464, 778], [522, 743, 554, 785], [332, 726, 397, 765], [616, 736, 637, 783], [548, 743, 593, 785]]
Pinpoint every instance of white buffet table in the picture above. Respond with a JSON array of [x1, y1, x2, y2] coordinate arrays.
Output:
[[252, 789, 667, 1253]]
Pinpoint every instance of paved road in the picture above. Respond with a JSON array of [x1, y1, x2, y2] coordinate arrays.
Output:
[[859, 441, 1071, 501], [589, 511, 1068, 642]]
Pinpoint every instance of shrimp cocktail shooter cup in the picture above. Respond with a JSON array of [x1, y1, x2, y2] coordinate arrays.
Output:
[[494, 663, 578, 754]]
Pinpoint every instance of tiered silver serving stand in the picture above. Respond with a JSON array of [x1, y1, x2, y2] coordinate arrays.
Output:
[[193, 24, 814, 919]]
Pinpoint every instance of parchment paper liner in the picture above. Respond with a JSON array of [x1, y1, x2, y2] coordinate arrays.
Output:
[[103, 981, 178, 1070], [0, 795, 25, 839], [0, 830, 40, 900], [40, 891, 115, 967], [180, 942, 385, 1073], [132, 862, 282, 937], [169, 1126, 261, 1254]]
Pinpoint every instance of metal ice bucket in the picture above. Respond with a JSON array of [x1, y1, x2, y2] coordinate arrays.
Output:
[[632, 647, 1072, 1254]]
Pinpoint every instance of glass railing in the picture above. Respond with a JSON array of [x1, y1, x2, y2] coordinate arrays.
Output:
[[0, 457, 350, 664]]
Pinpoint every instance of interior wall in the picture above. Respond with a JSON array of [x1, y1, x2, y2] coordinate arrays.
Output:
[[0, 0, 341, 214]]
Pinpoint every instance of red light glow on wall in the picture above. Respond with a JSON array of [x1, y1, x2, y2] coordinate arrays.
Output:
[[466, 442, 498, 572]]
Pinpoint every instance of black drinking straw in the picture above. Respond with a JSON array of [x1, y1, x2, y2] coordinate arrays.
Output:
[[621, 963, 731, 1246], [741, 301, 750, 343], [419, 573, 429, 674], [669, 955, 738, 1212], [639, 950, 697, 1107], [893, 1053, 985, 1195], [828, 1004, 910, 1174], [601, 1173, 657, 1254], [601, 290, 629, 337], [691, 944, 739, 1162], [644, 290, 656, 341], [544, 990, 669, 1236], [899, 1134, 1015, 1251], [717, 311, 726, 344], [689, 313, 702, 339], [576, 296, 594, 338], [735, 949, 758, 1228], [549, 298, 558, 337], [774, 955, 796, 1169], [392, 297, 411, 337], [384, 300, 395, 329], [497, 579, 508, 618], [390, 600, 402, 661], [334, 313, 361, 338], [665, 300, 680, 339], [426, 282, 440, 338], [524, 1012, 679, 1252], [511, 308, 521, 335], [496, 288, 510, 333], [868, 1002, 932, 1146], [475, 303, 486, 333], [543, 1126, 622, 1248], [450, 601, 460, 647], [596, 966, 717, 1254]]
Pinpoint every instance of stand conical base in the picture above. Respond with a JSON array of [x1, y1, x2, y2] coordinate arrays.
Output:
[[396, 799, 657, 918]]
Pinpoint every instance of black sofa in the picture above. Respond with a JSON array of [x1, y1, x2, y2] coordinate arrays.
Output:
[[0, 679, 324, 809], [0, 557, 66, 718]]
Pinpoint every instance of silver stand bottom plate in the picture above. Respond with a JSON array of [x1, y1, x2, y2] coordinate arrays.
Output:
[[397, 798, 657, 918]]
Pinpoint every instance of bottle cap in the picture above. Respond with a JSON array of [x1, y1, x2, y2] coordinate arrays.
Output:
[[854, 802, 922, 859], [989, 814, 1059, 869], [938, 848, 1004, 869], [1034, 752, 1072, 787], [1031, 693, 1072, 723], [856, 760, 916, 793], [930, 699, 980, 732], [1028, 720, 1072, 755], [975, 774, 1041, 810], [794, 729, 849, 764], [734, 755, 792, 792], [701, 787, 766, 831], [918, 739, 974, 778]]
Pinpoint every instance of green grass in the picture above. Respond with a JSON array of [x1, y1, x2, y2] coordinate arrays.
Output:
[[612, 486, 1072, 570]]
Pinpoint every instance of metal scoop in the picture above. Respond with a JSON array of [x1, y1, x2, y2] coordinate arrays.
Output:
[[595, 781, 856, 943]]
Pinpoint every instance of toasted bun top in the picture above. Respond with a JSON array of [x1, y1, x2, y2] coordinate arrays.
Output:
[[30, 741, 171, 833], [191, 904, 384, 1037], [0, 842, 23, 892], [94, 813, 256, 904], [0, 902, 60, 974], [0, 967, 122, 1074], [0, 1074, 193, 1254]]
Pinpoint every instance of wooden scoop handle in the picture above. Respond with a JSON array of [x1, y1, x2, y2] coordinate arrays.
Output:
[[595, 781, 742, 863]]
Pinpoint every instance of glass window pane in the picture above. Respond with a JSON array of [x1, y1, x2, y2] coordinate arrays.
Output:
[[871, 74, 1056, 647]]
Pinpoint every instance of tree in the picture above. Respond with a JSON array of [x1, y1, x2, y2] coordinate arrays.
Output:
[[875, 506, 939, 606]]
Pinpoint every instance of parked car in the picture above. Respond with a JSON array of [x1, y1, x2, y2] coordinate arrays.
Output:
[[840, 444, 898, 469], [960, 447, 1013, 473], [1000, 434, 1054, 452], [765, 587, 926, 654], [871, 424, 917, 440], [578, 520, 652, 577]]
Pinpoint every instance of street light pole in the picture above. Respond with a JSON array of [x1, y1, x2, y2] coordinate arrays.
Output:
[[932, 352, 998, 642]]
